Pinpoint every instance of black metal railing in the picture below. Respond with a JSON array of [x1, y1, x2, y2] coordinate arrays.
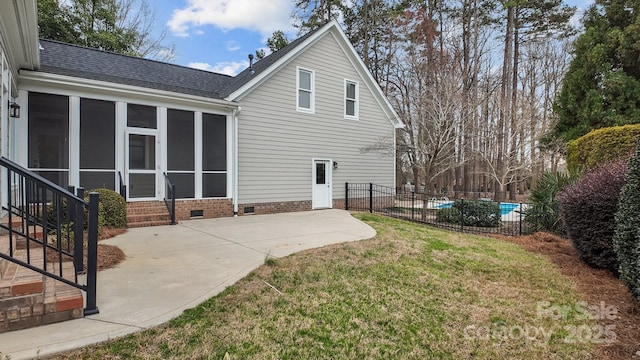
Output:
[[345, 182, 530, 236], [163, 172, 176, 225], [117, 171, 127, 199], [0, 157, 99, 315]]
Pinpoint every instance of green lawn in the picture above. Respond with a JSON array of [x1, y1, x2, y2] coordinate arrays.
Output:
[[59, 213, 594, 359]]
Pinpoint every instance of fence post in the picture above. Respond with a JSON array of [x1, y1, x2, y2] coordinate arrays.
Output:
[[85, 192, 99, 316], [460, 198, 464, 232], [519, 202, 523, 236], [369, 183, 373, 213], [411, 191, 415, 221], [73, 187, 85, 274], [345, 182, 349, 210]]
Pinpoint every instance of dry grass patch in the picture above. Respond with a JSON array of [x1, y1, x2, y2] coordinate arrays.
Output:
[[58, 214, 594, 359]]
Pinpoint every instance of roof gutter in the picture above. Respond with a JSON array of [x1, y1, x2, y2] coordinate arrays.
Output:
[[19, 71, 239, 110]]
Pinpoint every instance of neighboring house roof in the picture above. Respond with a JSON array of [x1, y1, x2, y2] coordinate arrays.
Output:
[[34, 21, 402, 128]]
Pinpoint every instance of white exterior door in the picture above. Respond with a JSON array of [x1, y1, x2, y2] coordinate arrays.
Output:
[[312, 159, 332, 209], [126, 129, 160, 200]]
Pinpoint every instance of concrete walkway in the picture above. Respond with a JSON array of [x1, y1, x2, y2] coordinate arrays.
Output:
[[0, 209, 375, 359]]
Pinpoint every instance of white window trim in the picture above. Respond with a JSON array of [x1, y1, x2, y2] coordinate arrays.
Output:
[[296, 67, 315, 114], [344, 79, 359, 120]]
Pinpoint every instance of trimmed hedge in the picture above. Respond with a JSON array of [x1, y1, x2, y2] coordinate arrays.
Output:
[[436, 200, 501, 228], [85, 188, 127, 229], [558, 161, 628, 272], [566, 124, 640, 174], [613, 144, 640, 302], [435, 207, 460, 224]]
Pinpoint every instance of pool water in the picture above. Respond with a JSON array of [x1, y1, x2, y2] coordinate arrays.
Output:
[[437, 202, 520, 215]]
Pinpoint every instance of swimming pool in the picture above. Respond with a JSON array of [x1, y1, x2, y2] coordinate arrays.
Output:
[[437, 202, 520, 215]]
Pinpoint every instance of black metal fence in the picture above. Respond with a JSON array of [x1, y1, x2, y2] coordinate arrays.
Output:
[[0, 157, 99, 315], [345, 183, 531, 236]]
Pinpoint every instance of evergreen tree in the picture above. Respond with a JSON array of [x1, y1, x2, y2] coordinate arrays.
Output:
[[613, 143, 640, 302], [552, 0, 640, 141], [293, 0, 345, 33], [266, 30, 290, 52], [37, 0, 174, 60]]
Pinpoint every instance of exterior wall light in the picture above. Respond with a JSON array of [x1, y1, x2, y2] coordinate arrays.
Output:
[[9, 102, 20, 118], [333, 161, 338, 169]]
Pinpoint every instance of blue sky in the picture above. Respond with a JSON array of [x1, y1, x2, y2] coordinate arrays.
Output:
[[153, 0, 594, 76], [154, 0, 296, 76]]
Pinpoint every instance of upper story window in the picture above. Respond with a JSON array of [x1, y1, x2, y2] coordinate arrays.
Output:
[[345, 80, 359, 120], [297, 67, 315, 113]]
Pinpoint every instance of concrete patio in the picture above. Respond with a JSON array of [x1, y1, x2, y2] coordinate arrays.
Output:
[[0, 209, 375, 359]]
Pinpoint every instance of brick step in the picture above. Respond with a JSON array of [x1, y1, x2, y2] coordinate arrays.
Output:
[[127, 201, 167, 208], [127, 213, 170, 221], [126, 201, 175, 227], [0, 276, 83, 332], [0, 215, 45, 240], [127, 219, 173, 228], [127, 207, 170, 215], [1, 217, 24, 229], [0, 246, 84, 332]]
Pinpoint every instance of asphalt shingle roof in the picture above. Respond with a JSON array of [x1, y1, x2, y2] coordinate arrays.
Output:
[[37, 24, 326, 100]]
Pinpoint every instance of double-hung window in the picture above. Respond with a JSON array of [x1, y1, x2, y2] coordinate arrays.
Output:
[[297, 67, 314, 113], [345, 80, 359, 120]]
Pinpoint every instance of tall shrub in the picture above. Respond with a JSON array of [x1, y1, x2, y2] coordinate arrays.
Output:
[[558, 162, 627, 272], [566, 124, 640, 173], [613, 144, 640, 302], [524, 171, 575, 235], [86, 188, 127, 228]]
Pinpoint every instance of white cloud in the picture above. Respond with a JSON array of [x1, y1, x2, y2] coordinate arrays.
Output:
[[226, 41, 241, 52], [188, 61, 249, 76], [167, 0, 294, 37]]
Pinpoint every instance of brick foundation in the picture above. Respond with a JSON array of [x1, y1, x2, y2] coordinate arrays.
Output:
[[174, 198, 234, 221], [129, 197, 347, 226], [239, 198, 347, 216]]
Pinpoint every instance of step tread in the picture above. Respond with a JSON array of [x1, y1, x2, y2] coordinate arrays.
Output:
[[128, 220, 174, 228]]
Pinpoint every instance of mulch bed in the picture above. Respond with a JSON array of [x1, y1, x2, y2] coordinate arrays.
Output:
[[491, 232, 640, 360], [15, 227, 127, 271]]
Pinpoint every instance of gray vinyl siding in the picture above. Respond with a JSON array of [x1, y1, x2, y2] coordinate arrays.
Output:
[[237, 33, 395, 204]]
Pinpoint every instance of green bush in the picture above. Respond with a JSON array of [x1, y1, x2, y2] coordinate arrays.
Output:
[[613, 144, 640, 302], [458, 200, 501, 227], [436, 200, 500, 228], [566, 124, 640, 174], [524, 172, 576, 235], [436, 207, 460, 224], [85, 188, 127, 228]]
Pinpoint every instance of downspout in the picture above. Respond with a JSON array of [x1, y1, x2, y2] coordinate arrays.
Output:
[[232, 106, 241, 216]]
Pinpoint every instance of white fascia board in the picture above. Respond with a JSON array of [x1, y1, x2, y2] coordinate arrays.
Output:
[[226, 21, 339, 102], [16, 0, 40, 70], [226, 19, 403, 129], [19, 71, 239, 112], [0, 0, 39, 90]]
